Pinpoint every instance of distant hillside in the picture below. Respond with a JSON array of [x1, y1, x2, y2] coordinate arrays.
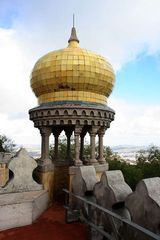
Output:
[[20, 144, 158, 162], [18, 144, 41, 158]]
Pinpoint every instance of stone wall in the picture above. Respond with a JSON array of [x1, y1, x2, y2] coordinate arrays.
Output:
[[0, 164, 9, 187]]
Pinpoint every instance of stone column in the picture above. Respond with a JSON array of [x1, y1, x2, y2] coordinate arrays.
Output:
[[54, 134, 59, 160], [39, 126, 53, 171], [65, 129, 73, 164], [52, 128, 62, 163], [37, 127, 54, 201], [89, 127, 98, 165], [80, 134, 85, 160], [74, 126, 82, 166], [98, 127, 106, 164]]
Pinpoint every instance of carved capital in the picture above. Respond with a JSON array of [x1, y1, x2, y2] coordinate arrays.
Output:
[[98, 127, 106, 136], [74, 126, 82, 135], [89, 126, 99, 136], [39, 127, 52, 136]]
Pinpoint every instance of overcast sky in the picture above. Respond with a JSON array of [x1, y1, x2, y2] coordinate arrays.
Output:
[[0, 0, 160, 147]]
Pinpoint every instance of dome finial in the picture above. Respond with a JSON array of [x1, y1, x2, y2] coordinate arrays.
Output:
[[68, 14, 79, 43], [73, 13, 75, 27]]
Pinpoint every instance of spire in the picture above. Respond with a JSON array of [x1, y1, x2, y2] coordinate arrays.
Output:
[[68, 14, 79, 43]]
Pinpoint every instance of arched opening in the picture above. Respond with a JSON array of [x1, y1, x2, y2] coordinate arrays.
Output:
[[82, 110, 86, 116], [55, 110, 59, 116], [84, 120, 88, 125], [47, 111, 51, 116], [98, 111, 101, 117], [64, 110, 68, 116], [68, 120, 72, 125], [90, 111, 94, 117], [73, 110, 77, 116], [76, 120, 80, 125], [53, 120, 56, 125]]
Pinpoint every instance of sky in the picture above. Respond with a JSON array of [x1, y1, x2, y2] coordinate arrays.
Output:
[[0, 0, 160, 147]]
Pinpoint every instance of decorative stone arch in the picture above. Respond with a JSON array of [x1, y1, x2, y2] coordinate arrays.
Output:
[[64, 110, 68, 116], [90, 111, 94, 117], [60, 120, 64, 125], [47, 111, 51, 116], [76, 120, 80, 125], [73, 110, 78, 116], [68, 120, 72, 125], [55, 110, 59, 116], [29, 103, 115, 168], [82, 110, 86, 116], [84, 120, 88, 125], [91, 120, 95, 126], [98, 111, 101, 117]]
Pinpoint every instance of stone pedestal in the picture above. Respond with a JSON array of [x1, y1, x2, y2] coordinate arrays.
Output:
[[0, 190, 49, 230], [0, 148, 50, 231], [94, 163, 109, 179], [0, 148, 43, 194], [126, 177, 160, 235], [69, 163, 109, 192]]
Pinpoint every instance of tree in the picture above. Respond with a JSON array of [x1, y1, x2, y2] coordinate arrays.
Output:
[[49, 136, 75, 161], [136, 146, 160, 179], [0, 135, 16, 153], [107, 145, 160, 190]]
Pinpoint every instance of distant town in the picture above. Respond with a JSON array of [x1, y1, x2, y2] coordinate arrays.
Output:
[[22, 144, 152, 164]]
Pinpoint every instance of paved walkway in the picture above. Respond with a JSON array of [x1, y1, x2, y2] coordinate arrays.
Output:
[[0, 204, 88, 240]]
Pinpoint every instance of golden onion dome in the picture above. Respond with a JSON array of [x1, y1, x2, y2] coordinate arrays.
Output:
[[30, 27, 115, 105]]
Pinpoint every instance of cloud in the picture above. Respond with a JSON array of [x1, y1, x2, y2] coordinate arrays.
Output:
[[0, 0, 160, 146], [0, 113, 40, 145], [105, 97, 160, 146], [8, 0, 160, 70], [0, 28, 36, 114]]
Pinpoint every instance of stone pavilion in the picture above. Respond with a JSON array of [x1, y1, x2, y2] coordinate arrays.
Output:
[[29, 25, 115, 200]]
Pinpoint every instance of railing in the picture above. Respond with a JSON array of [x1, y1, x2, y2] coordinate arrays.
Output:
[[63, 189, 160, 240]]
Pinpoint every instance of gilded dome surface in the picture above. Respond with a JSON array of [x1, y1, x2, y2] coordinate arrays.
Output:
[[31, 28, 115, 105]]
